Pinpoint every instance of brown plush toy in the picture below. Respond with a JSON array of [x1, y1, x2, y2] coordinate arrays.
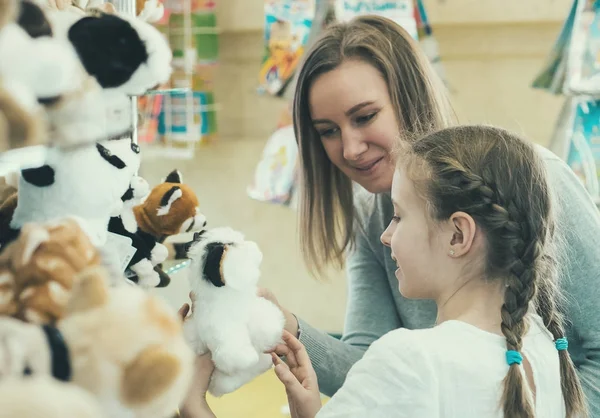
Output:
[[110, 169, 207, 288], [0, 217, 102, 324], [134, 170, 206, 238]]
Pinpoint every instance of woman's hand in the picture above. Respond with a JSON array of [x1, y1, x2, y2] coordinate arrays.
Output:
[[270, 330, 322, 418], [178, 293, 217, 418], [257, 288, 300, 337]]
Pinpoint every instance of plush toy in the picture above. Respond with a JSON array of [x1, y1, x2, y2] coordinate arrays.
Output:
[[0, 265, 194, 418], [0, 217, 101, 325], [0, 0, 88, 152], [183, 226, 285, 397], [109, 169, 207, 288], [136, 0, 164, 23], [0, 316, 51, 378], [0, 134, 141, 250], [0, 376, 105, 418], [11, 0, 173, 147]]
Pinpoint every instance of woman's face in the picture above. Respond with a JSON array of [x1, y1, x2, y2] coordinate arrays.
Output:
[[308, 59, 399, 193]]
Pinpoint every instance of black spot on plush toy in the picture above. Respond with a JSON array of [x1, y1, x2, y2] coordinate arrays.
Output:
[[108, 170, 207, 288]]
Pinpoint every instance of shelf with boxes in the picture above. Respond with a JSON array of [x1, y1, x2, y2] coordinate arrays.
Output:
[[138, 0, 221, 159]]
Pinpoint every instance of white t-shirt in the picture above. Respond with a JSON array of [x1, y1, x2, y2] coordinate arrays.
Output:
[[317, 315, 566, 418]]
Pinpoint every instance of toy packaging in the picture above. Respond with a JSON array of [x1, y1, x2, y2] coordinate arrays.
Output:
[[334, 0, 417, 40], [532, 0, 578, 94], [563, 99, 600, 202], [565, 0, 600, 96], [259, 0, 316, 96], [247, 124, 298, 205]]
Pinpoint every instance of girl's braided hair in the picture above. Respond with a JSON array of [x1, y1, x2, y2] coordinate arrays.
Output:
[[399, 125, 587, 418]]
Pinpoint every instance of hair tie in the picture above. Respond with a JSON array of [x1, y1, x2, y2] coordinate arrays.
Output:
[[506, 350, 523, 366], [555, 337, 568, 351]]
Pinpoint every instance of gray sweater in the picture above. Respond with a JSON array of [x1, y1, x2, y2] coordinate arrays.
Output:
[[298, 145, 600, 416]]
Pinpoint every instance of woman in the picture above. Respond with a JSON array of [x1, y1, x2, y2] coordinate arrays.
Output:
[[262, 14, 600, 414]]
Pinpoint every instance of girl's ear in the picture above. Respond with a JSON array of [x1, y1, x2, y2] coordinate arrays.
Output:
[[447, 211, 477, 257]]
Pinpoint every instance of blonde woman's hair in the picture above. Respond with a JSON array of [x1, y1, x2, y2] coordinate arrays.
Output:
[[398, 125, 587, 418], [293, 15, 455, 276]]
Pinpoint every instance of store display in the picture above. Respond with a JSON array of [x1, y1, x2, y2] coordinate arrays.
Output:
[[259, 0, 317, 96], [532, 0, 578, 94], [564, 99, 600, 202], [536, 0, 600, 207], [335, 0, 417, 39], [565, 0, 600, 96], [138, 0, 219, 158], [247, 124, 298, 205]]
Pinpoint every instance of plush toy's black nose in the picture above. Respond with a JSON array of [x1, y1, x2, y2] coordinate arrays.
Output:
[[203, 220, 207, 227]]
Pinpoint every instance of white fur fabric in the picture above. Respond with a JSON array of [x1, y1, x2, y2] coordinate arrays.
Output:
[[184, 227, 285, 396], [11, 138, 140, 247]]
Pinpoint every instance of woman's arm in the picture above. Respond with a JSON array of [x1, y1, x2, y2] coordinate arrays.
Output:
[[295, 225, 401, 397], [541, 148, 600, 417]]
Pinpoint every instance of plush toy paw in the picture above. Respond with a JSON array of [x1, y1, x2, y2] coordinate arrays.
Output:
[[130, 259, 161, 288], [130, 175, 150, 198], [212, 344, 259, 375], [209, 353, 273, 397], [150, 242, 168, 265]]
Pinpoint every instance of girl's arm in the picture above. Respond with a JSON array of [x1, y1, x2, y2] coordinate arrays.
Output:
[[295, 225, 401, 397]]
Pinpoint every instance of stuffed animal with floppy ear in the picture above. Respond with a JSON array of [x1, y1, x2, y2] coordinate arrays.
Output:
[[0, 265, 195, 418], [10, 0, 173, 147], [0, 376, 105, 418], [109, 169, 207, 288], [0, 0, 88, 152], [183, 226, 285, 397], [0, 217, 102, 325]]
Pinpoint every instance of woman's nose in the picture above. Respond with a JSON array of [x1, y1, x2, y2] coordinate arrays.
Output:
[[342, 131, 368, 161]]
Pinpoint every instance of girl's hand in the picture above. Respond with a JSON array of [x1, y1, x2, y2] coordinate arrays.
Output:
[[257, 288, 300, 337], [178, 293, 217, 418], [270, 330, 322, 418]]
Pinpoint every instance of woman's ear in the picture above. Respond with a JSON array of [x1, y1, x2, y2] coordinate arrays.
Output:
[[447, 211, 477, 257]]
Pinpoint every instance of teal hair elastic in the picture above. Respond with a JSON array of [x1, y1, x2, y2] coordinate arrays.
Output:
[[555, 337, 569, 351], [506, 350, 523, 366]]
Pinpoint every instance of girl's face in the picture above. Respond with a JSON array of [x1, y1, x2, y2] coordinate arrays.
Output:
[[380, 168, 453, 299], [308, 59, 399, 193]]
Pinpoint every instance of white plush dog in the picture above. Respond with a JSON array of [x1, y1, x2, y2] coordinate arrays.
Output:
[[184, 227, 285, 397]]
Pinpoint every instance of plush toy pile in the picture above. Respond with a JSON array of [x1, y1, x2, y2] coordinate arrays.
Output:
[[0, 0, 285, 415]]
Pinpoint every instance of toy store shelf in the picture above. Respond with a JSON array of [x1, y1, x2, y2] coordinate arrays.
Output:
[[144, 87, 194, 95], [166, 27, 223, 34]]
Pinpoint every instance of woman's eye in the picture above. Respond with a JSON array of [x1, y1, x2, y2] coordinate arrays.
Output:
[[391, 215, 401, 223], [356, 112, 377, 125], [318, 127, 339, 138]]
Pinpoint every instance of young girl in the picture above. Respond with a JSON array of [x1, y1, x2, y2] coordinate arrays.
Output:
[[259, 15, 600, 414], [270, 125, 588, 418]]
